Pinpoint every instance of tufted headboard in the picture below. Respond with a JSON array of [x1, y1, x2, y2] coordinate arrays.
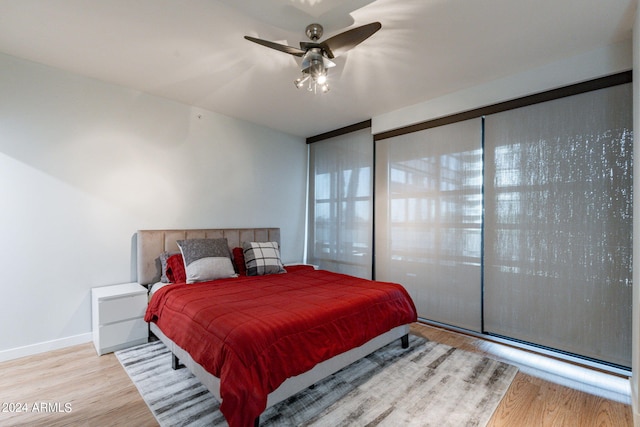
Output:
[[136, 228, 280, 285]]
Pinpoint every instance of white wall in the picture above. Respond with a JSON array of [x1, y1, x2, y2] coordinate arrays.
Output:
[[373, 40, 632, 134], [0, 53, 307, 359]]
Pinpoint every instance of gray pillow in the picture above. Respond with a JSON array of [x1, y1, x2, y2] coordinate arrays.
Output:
[[159, 251, 180, 283], [177, 238, 236, 283]]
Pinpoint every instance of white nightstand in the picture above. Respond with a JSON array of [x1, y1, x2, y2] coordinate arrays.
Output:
[[92, 282, 148, 355]]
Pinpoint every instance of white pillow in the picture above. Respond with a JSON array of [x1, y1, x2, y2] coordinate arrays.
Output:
[[177, 238, 237, 284], [185, 257, 236, 283]]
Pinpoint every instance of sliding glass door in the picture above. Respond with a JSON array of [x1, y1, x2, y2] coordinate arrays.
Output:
[[483, 84, 633, 367], [309, 76, 632, 367], [375, 119, 483, 332]]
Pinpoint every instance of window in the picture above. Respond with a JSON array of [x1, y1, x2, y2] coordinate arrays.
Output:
[[307, 128, 373, 279], [311, 75, 632, 368], [375, 119, 483, 331], [484, 83, 633, 367]]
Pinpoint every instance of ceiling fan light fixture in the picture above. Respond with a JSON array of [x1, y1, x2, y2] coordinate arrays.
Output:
[[295, 69, 330, 94], [316, 72, 327, 85], [294, 74, 310, 88], [296, 55, 330, 94], [246, 21, 381, 95]]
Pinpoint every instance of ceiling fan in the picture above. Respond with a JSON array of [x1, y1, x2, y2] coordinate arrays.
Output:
[[244, 22, 381, 93]]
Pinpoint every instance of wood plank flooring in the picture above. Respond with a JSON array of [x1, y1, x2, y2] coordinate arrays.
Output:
[[0, 323, 632, 426], [410, 323, 633, 427], [0, 343, 156, 427]]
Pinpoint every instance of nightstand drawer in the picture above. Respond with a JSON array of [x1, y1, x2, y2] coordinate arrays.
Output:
[[98, 293, 147, 325], [99, 318, 148, 349]]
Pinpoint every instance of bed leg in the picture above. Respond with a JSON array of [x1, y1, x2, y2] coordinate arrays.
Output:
[[171, 353, 183, 370], [254, 416, 260, 427], [401, 334, 409, 349]]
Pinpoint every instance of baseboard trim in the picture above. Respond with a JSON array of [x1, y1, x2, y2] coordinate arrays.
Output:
[[0, 333, 93, 363]]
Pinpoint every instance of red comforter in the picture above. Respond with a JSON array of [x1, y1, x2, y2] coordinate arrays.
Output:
[[144, 265, 417, 427]]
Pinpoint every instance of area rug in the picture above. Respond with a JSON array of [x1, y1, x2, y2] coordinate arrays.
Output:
[[116, 335, 517, 426]]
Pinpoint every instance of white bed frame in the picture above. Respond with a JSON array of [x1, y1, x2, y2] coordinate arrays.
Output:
[[137, 228, 410, 423]]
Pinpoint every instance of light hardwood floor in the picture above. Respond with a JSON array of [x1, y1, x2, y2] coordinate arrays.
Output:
[[410, 323, 633, 427], [0, 323, 633, 426], [0, 343, 156, 427]]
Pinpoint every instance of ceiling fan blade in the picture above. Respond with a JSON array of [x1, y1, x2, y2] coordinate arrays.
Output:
[[244, 36, 306, 57], [320, 22, 382, 59]]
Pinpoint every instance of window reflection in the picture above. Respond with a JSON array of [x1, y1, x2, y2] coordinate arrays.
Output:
[[388, 149, 483, 266], [490, 129, 633, 279], [483, 83, 633, 367], [313, 166, 371, 274], [376, 118, 484, 331], [309, 129, 373, 279]]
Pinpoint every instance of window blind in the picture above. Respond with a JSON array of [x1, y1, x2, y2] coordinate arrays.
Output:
[[483, 83, 633, 367], [307, 128, 373, 279], [375, 118, 483, 331]]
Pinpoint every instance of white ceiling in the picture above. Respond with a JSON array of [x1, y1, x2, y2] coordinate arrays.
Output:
[[0, 0, 635, 138]]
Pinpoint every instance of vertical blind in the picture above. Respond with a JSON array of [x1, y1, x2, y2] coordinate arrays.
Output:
[[307, 128, 373, 279], [375, 118, 483, 331], [483, 83, 633, 367]]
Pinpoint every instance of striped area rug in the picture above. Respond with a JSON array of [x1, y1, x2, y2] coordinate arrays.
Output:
[[116, 335, 517, 426]]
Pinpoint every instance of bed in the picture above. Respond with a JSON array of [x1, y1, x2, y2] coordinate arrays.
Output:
[[138, 228, 417, 427]]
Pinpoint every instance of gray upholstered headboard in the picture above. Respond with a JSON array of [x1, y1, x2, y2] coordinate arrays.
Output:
[[136, 228, 281, 285]]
